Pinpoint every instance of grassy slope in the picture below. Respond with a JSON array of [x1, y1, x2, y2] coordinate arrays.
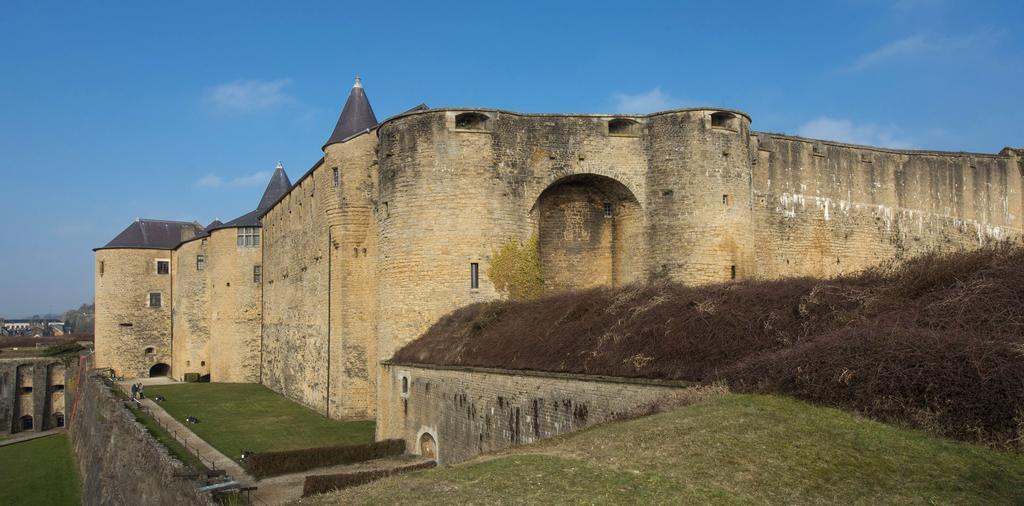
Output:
[[0, 433, 81, 506], [145, 383, 374, 459], [309, 395, 1024, 505]]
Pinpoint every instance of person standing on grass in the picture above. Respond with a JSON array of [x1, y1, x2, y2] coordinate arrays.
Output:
[[138, 383, 144, 400], [131, 383, 138, 400]]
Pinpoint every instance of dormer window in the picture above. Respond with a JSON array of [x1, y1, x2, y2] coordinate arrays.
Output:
[[237, 227, 260, 248], [710, 112, 739, 131], [607, 118, 639, 136], [454, 112, 490, 131]]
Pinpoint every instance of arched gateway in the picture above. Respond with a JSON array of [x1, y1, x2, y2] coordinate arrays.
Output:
[[533, 174, 644, 291]]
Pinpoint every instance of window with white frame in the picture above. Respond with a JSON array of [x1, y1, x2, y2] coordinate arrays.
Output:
[[237, 227, 260, 248]]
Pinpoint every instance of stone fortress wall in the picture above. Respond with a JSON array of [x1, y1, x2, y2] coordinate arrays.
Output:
[[0, 356, 71, 434], [361, 107, 1020, 370], [376, 362, 686, 465], [93, 91, 1021, 432]]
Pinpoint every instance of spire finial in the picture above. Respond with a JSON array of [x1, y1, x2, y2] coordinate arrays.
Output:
[[353, 75, 362, 89], [275, 160, 284, 170]]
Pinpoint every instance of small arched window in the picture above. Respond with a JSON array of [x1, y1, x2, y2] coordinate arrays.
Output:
[[608, 118, 639, 136], [710, 112, 739, 131], [454, 112, 490, 131], [144, 347, 155, 356], [402, 376, 409, 394]]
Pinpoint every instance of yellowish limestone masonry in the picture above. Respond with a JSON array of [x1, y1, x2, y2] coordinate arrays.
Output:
[[95, 107, 1022, 425]]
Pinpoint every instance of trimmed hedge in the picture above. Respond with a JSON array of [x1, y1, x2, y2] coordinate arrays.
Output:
[[302, 460, 437, 497], [244, 439, 405, 479]]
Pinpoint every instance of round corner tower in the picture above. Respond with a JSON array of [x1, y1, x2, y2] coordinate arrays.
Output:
[[642, 108, 755, 284]]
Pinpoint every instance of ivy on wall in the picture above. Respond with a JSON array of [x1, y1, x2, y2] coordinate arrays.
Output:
[[488, 235, 544, 300]]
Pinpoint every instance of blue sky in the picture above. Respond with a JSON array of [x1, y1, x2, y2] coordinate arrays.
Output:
[[0, 0, 1021, 317]]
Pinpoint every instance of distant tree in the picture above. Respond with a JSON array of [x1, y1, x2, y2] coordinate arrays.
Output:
[[62, 303, 95, 334]]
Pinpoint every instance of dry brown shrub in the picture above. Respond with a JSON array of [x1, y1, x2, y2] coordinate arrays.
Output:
[[393, 243, 1024, 447]]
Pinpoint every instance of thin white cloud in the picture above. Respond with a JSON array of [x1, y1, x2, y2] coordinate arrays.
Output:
[[196, 174, 224, 188], [844, 31, 1006, 72], [847, 34, 931, 71], [797, 117, 915, 149], [204, 79, 294, 113], [611, 87, 688, 114], [195, 170, 271, 189]]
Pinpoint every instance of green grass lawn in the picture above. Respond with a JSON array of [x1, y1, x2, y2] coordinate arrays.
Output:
[[308, 394, 1024, 505], [128, 403, 210, 471], [0, 433, 81, 506], [145, 383, 374, 459]]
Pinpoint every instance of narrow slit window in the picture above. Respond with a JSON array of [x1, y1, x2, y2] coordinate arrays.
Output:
[[332, 167, 339, 188], [253, 265, 262, 283], [196, 255, 205, 271], [470, 263, 480, 289], [99, 260, 105, 275], [730, 265, 737, 280]]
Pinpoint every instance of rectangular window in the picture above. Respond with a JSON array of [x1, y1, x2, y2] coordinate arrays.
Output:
[[201, 238, 208, 248], [730, 265, 737, 280], [253, 265, 262, 283], [149, 292, 162, 308], [332, 167, 340, 188], [470, 263, 479, 289], [723, 194, 732, 206], [603, 202, 613, 218], [196, 255, 205, 271], [156, 260, 169, 275], [99, 260, 104, 275], [237, 227, 261, 248]]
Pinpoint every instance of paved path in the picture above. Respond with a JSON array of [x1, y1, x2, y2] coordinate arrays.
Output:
[[0, 428, 66, 447], [116, 381, 257, 489]]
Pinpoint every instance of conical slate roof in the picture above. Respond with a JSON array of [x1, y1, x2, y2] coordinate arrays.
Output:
[[324, 76, 378, 148], [257, 162, 293, 212], [209, 163, 292, 231]]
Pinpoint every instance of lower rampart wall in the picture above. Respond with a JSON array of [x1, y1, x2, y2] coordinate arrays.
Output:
[[377, 362, 685, 465], [69, 365, 213, 506]]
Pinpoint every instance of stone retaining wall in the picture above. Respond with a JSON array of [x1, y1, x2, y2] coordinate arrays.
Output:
[[377, 362, 686, 465], [69, 368, 213, 506]]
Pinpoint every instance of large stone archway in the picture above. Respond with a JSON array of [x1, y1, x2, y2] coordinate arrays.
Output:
[[532, 174, 644, 292]]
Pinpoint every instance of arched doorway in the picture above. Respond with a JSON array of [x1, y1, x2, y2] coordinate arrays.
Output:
[[149, 363, 170, 377], [533, 174, 643, 291], [419, 432, 437, 460]]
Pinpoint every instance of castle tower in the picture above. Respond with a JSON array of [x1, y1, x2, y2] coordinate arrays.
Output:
[[322, 76, 380, 418], [324, 76, 378, 148], [201, 163, 291, 383]]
